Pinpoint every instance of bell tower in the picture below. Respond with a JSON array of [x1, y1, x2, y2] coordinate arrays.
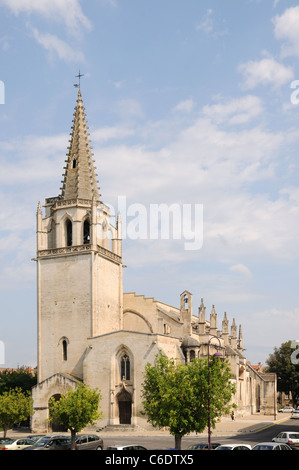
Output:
[[35, 90, 123, 383]]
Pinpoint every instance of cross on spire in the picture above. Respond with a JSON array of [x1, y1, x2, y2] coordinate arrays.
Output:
[[74, 70, 84, 89]]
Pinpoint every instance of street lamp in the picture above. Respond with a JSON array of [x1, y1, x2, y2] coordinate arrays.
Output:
[[207, 335, 223, 450]]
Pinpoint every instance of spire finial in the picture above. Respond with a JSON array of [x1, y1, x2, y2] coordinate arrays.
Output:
[[74, 70, 84, 90]]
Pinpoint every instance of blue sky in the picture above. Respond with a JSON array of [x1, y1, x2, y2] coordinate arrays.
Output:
[[1, 0, 299, 368]]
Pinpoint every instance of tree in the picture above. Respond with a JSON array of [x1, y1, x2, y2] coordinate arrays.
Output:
[[266, 340, 299, 407], [0, 367, 37, 394], [0, 388, 33, 437], [141, 351, 236, 449], [48, 383, 102, 450]]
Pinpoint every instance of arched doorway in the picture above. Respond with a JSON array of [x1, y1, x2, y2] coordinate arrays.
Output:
[[49, 394, 68, 432], [117, 387, 132, 425]]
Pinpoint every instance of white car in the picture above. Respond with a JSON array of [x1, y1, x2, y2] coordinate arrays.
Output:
[[0, 438, 36, 450], [291, 410, 299, 419], [272, 431, 299, 449], [106, 445, 147, 450], [278, 406, 295, 413], [215, 443, 251, 450]]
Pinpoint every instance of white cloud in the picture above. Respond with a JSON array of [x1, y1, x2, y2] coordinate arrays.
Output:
[[230, 264, 252, 277], [115, 99, 144, 120], [0, 0, 91, 34], [30, 27, 85, 63], [91, 126, 135, 142], [201, 95, 263, 125], [196, 9, 214, 34], [238, 57, 294, 89], [173, 99, 194, 113], [273, 6, 299, 58]]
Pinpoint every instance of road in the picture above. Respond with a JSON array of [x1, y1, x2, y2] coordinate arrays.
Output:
[[102, 418, 299, 450]]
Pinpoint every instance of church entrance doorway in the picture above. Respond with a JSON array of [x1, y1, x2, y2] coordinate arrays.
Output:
[[117, 388, 132, 425], [49, 394, 68, 432]]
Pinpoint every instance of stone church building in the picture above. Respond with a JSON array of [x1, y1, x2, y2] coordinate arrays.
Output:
[[31, 90, 276, 432]]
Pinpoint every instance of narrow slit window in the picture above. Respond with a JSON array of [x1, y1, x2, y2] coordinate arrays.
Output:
[[62, 340, 68, 361], [66, 219, 72, 246], [72, 157, 77, 169], [83, 220, 90, 244]]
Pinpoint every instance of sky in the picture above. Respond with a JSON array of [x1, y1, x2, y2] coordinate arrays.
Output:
[[1, 0, 299, 368]]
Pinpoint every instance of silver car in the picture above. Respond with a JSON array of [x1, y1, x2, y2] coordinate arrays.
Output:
[[252, 442, 292, 450], [272, 431, 299, 449], [74, 434, 104, 450]]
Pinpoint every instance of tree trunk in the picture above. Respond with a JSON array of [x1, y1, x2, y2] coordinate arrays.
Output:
[[70, 429, 76, 450], [174, 435, 182, 450]]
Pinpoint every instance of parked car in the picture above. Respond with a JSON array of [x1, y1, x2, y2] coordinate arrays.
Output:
[[215, 443, 251, 450], [291, 410, 299, 419], [0, 438, 36, 450], [187, 443, 221, 450], [25, 434, 46, 443], [278, 406, 295, 413], [74, 434, 104, 450], [252, 442, 292, 450], [272, 431, 299, 449], [24, 435, 72, 450], [0, 438, 14, 445], [106, 445, 147, 450]]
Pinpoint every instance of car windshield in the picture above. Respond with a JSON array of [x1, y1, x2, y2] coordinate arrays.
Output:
[[1, 439, 14, 444], [34, 437, 51, 447], [253, 445, 273, 450], [289, 434, 299, 439]]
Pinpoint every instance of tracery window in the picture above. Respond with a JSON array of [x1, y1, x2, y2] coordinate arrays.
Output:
[[120, 354, 130, 381]]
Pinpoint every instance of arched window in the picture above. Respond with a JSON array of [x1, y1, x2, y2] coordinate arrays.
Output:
[[83, 219, 90, 244], [62, 340, 68, 361], [120, 354, 130, 381], [72, 157, 77, 169], [66, 219, 72, 246]]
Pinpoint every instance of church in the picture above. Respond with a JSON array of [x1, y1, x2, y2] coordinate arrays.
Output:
[[31, 89, 276, 432]]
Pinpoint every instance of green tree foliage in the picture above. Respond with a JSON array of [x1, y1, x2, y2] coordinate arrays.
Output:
[[0, 367, 37, 394], [0, 388, 33, 437], [266, 340, 299, 407], [48, 383, 102, 449], [141, 351, 236, 449]]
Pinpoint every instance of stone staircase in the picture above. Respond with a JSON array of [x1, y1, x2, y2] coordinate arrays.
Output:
[[98, 424, 139, 433]]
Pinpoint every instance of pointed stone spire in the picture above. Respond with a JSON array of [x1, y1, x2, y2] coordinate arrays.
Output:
[[60, 90, 100, 201], [210, 305, 217, 335], [222, 312, 229, 346], [231, 318, 238, 349], [198, 298, 206, 335], [238, 324, 243, 350]]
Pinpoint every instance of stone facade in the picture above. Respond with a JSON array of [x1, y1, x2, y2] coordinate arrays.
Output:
[[31, 90, 276, 433]]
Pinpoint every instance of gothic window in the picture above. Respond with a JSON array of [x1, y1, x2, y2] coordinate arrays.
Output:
[[120, 354, 130, 381], [72, 156, 77, 169], [66, 219, 72, 246], [83, 219, 90, 244]]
